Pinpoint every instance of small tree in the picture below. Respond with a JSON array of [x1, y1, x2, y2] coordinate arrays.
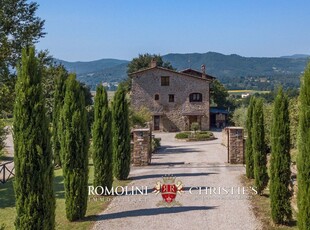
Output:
[[270, 87, 292, 224], [13, 47, 55, 229], [60, 74, 89, 221], [112, 84, 131, 180], [191, 122, 200, 134], [297, 62, 310, 229], [92, 85, 113, 193], [245, 97, 256, 179], [52, 66, 68, 166], [252, 98, 268, 194]]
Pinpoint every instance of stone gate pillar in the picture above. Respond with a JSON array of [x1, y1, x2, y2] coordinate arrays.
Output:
[[227, 127, 244, 164], [131, 128, 152, 166]]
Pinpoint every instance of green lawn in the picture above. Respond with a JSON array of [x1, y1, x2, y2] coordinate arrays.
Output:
[[0, 162, 129, 230]]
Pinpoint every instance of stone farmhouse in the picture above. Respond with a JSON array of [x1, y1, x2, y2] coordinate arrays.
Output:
[[130, 60, 215, 132]]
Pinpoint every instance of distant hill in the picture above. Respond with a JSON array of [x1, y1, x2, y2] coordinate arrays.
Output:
[[280, 54, 310, 59], [56, 52, 310, 90], [55, 58, 129, 75]]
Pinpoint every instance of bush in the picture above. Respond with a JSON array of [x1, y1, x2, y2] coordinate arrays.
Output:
[[175, 132, 190, 139], [130, 106, 152, 127], [196, 133, 211, 139], [191, 122, 199, 132], [198, 131, 213, 136], [0, 120, 7, 153], [152, 137, 161, 152]]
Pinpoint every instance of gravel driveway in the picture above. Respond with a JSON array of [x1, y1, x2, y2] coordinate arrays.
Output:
[[93, 131, 262, 230]]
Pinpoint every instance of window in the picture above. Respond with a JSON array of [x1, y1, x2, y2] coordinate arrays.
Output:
[[189, 93, 202, 102], [161, 76, 170, 86], [169, 94, 175, 102], [154, 94, 159, 100]]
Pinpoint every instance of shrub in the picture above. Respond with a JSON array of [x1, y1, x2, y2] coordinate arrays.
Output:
[[152, 137, 161, 152], [191, 122, 199, 132], [196, 133, 211, 139], [175, 132, 190, 139], [0, 119, 7, 153]]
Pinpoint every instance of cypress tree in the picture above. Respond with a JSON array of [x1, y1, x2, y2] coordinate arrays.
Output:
[[297, 62, 310, 229], [252, 98, 269, 194], [92, 85, 113, 193], [245, 97, 256, 179], [60, 74, 89, 221], [270, 87, 292, 224], [112, 84, 131, 180], [52, 66, 68, 167], [13, 47, 55, 229]]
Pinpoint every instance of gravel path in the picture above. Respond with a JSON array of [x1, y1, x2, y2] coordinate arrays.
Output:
[[93, 131, 262, 230], [0, 127, 14, 182]]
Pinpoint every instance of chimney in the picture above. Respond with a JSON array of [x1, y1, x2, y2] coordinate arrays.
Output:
[[150, 58, 157, 68], [201, 64, 206, 78]]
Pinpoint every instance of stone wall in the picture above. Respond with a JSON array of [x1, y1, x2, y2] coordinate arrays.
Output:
[[227, 127, 244, 164], [131, 128, 152, 166], [131, 68, 211, 131]]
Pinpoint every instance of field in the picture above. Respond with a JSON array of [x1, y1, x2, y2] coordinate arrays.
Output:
[[91, 91, 115, 101], [0, 160, 129, 230], [228, 90, 270, 96]]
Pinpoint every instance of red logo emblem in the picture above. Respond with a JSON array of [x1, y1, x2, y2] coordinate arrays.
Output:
[[153, 176, 183, 207]]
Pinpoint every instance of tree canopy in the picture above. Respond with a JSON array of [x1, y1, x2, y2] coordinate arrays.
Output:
[[0, 0, 45, 67], [127, 53, 174, 74]]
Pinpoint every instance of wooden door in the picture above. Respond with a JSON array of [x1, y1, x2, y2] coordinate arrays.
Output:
[[154, 116, 160, 130]]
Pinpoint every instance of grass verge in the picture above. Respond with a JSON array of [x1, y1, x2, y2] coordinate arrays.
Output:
[[241, 175, 298, 230], [0, 162, 130, 230]]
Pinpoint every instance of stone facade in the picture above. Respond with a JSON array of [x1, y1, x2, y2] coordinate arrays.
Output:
[[130, 66, 213, 132]]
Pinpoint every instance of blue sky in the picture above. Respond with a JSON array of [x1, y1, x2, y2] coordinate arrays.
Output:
[[35, 0, 310, 61]]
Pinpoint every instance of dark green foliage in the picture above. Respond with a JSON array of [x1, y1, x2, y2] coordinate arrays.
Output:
[[60, 74, 89, 221], [52, 66, 68, 167], [270, 87, 292, 224], [252, 98, 269, 194], [0, 120, 7, 153], [297, 62, 310, 229], [112, 84, 131, 180], [13, 47, 55, 229], [127, 53, 174, 74], [210, 79, 232, 108], [175, 132, 190, 139], [245, 97, 256, 179], [92, 85, 113, 192], [0, 0, 45, 67]]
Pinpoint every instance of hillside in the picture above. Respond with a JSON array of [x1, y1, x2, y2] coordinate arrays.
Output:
[[56, 52, 309, 90]]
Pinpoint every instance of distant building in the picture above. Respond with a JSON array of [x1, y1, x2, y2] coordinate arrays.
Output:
[[241, 93, 250, 98], [130, 60, 215, 132]]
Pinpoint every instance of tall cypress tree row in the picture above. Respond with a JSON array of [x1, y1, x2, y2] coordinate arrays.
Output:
[[297, 62, 310, 229], [252, 98, 269, 194], [92, 85, 113, 192], [13, 47, 55, 229], [112, 84, 131, 180], [52, 66, 68, 167], [270, 87, 292, 224], [245, 96, 256, 179], [60, 74, 89, 221]]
